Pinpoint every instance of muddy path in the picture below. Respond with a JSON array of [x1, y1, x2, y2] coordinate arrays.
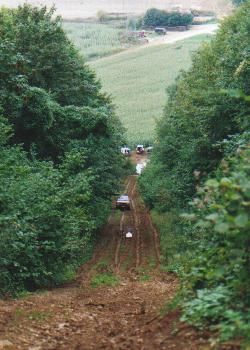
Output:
[[0, 161, 220, 350]]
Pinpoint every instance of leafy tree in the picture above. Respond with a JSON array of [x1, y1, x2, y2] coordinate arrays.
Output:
[[181, 147, 250, 341], [0, 5, 120, 161], [140, 2, 250, 208], [232, 0, 248, 5], [142, 8, 193, 27], [0, 5, 124, 296], [139, 2, 250, 342]]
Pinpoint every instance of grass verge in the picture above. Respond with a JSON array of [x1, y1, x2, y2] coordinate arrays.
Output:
[[90, 273, 120, 288]]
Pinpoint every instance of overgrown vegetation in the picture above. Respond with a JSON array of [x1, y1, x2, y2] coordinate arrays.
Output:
[[180, 146, 250, 341], [0, 5, 124, 296], [142, 8, 193, 28], [139, 2, 250, 343]]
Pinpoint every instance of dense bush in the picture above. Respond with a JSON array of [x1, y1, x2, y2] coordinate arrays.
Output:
[[0, 5, 124, 296], [140, 2, 250, 209], [139, 2, 250, 343], [181, 147, 250, 341], [142, 8, 193, 27]]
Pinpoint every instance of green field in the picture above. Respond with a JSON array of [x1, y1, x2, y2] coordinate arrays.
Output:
[[63, 21, 125, 60], [91, 34, 211, 145]]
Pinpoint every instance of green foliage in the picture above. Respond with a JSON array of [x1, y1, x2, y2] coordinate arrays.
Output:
[[90, 272, 119, 288], [0, 5, 123, 296], [181, 148, 250, 341], [0, 116, 12, 145], [216, 131, 250, 157], [151, 210, 197, 275], [139, 3, 250, 344], [140, 2, 250, 208], [232, 0, 248, 5], [0, 145, 96, 293], [142, 8, 193, 27]]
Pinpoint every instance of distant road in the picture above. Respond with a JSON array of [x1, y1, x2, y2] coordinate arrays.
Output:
[[148, 24, 219, 46], [92, 24, 219, 63]]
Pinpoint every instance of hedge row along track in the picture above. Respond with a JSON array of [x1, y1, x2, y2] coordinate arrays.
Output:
[[0, 154, 239, 350]]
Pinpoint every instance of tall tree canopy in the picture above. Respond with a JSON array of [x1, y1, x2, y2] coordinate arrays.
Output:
[[140, 1, 250, 209], [139, 2, 250, 341], [0, 5, 125, 295]]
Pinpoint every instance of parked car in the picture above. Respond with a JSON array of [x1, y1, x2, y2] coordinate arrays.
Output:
[[121, 147, 131, 156], [116, 195, 131, 210], [155, 27, 167, 35], [136, 145, 144, 154]]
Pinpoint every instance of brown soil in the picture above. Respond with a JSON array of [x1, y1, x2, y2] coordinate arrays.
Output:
[[0, 159, 240, 350]]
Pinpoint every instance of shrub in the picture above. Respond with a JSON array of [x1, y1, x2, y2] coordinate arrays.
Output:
[[142, 8, 193, 27], [181, 147, 250, 341]]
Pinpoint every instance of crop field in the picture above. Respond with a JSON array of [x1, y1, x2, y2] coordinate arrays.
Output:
[[63, 21, 125, 60], [91, 34, 211, 145]]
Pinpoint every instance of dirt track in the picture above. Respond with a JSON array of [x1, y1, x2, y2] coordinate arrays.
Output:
[[0, 159, 237, 349], [147, 24, 218, 46], [90, 24, 218, 65]]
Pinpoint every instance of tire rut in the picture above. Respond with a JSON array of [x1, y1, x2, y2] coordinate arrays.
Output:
[[0, 163, 219, 350]]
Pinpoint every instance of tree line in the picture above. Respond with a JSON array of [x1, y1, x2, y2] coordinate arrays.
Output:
[[141, 8, 193, 27], [139, 2, 250, 343], [0, 5, 125, 296]]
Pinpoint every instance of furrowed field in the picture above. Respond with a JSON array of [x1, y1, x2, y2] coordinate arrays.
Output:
[[91, 34, 211, 145]]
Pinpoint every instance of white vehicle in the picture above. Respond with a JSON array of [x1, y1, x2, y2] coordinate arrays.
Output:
[[126, 232, 133, 238], [116, 195, 131, 210], [136, 145, 144, 154], [121, 147, 131, 156]]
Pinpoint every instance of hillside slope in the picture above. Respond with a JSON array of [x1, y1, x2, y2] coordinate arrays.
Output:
[[0, 158, 239, 350], [91, 34, 211, 144]]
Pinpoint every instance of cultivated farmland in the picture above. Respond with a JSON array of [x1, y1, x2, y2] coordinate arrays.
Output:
[[63, 21, 124, 60], [63, 19, 146, 60], [91, 34, 211, 145]]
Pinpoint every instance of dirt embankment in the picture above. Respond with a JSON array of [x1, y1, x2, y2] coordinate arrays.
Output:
[[0, 156, 239, 349]]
